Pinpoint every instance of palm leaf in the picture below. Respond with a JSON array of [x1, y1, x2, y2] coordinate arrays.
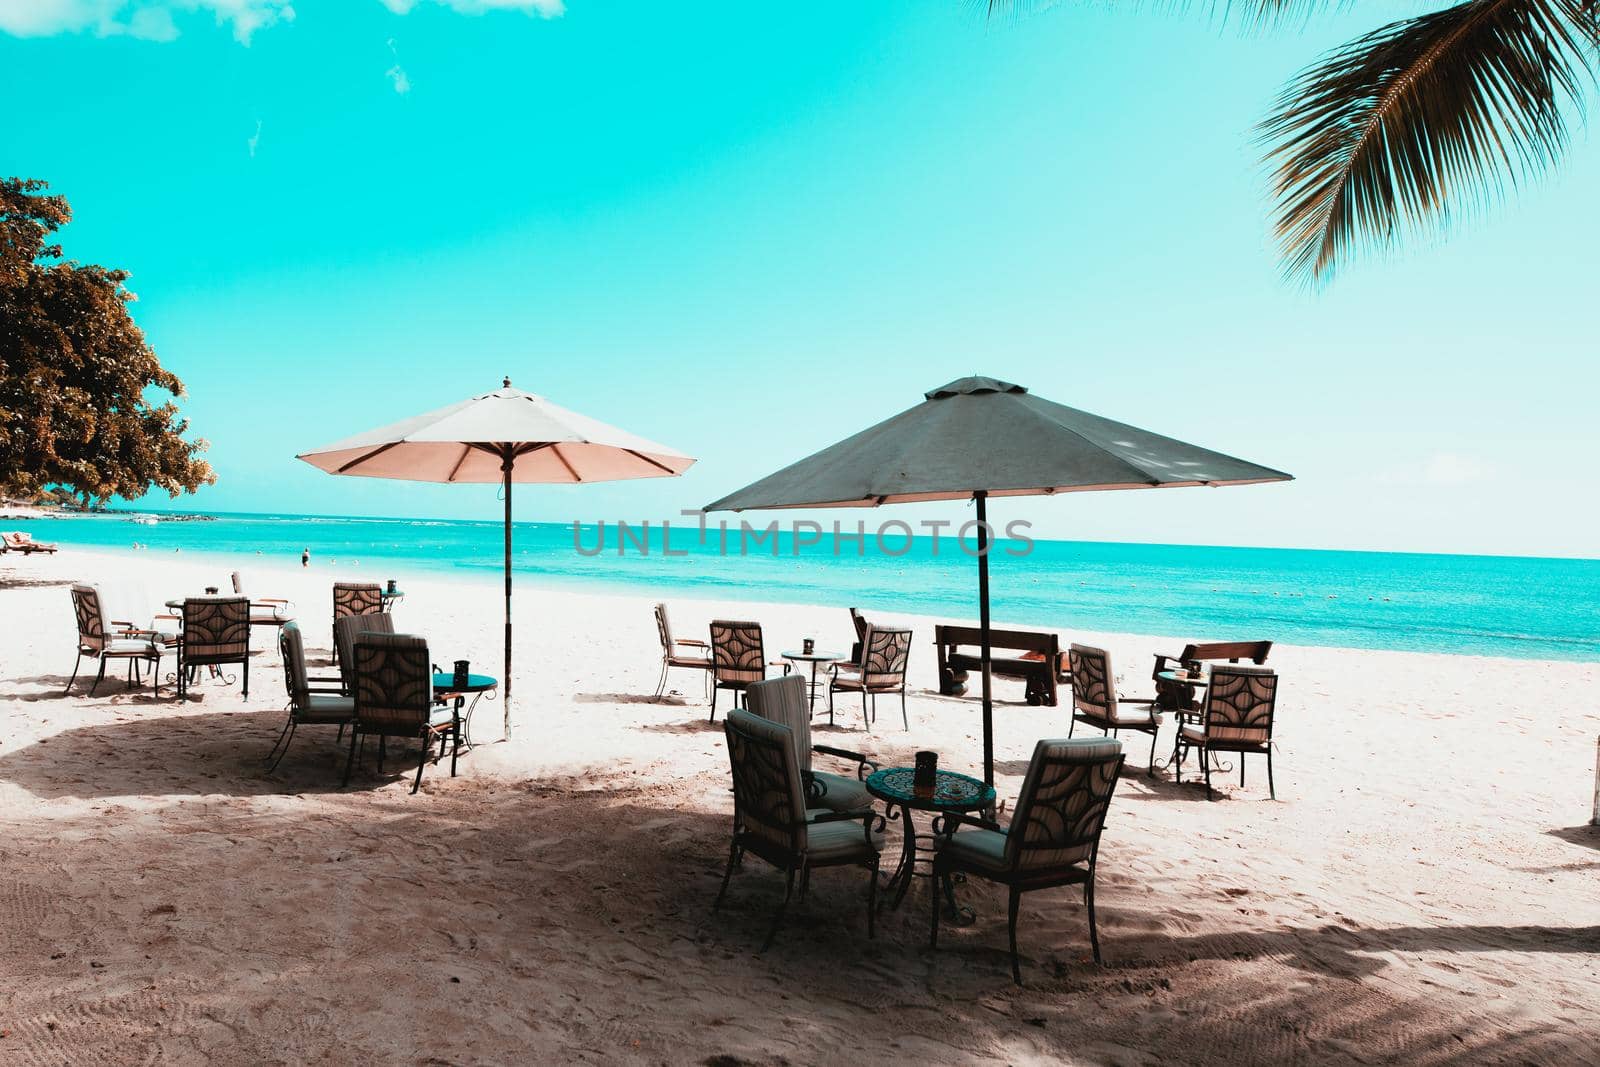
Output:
[[985, 1, 1349, 29], [1262, 0, 1598, 284]]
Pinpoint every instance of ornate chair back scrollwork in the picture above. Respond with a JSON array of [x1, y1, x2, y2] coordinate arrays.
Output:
[[829, 625, 913, 730], [745, 674, 876, 815], [717, 708, 883, 950], [335, 611, 395, 696], [179, 596, 251, 698], [1067, 643, 1162, 773], [708, 620, 765, 722], [66, 584, 162, 696], [932, 737, 1125, 982], [1176, 665, 1280, 800], [345, 632, 459, 794], [331, 583, 385, 664]]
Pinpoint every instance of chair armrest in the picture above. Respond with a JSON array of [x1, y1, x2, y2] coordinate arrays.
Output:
[[807, 807, 887, 844], [1153, 653, 1182, 672], [813, 744, 879, 777], [942, 811, 1005, 834], [675, 637, 709, 648]]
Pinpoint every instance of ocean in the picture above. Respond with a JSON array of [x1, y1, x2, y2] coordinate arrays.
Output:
[[18, 511, 1600, 662]]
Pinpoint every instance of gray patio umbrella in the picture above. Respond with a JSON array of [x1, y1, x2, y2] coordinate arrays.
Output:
[[704, 375, 1291, 784], [297, 378, 695, 735]]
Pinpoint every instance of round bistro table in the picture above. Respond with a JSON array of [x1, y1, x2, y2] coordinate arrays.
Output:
[[779, 649, 845, 718], [432, 672, 498, 746], [1154, 669, 1228, 775], [866, 766, 996, 916]]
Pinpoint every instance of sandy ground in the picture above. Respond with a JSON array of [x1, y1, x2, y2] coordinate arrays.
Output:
[[1, 546, 1597, 1065]]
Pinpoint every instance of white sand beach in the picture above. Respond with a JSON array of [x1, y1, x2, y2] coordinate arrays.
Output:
[[2, 547, 1597, 1064]]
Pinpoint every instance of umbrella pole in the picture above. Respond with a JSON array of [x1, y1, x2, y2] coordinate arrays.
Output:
[[503, 450, 513, 739], [975, 490, 994, 787]]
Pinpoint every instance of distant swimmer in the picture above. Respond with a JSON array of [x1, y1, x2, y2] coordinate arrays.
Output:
[[301, 547, 310, 568]]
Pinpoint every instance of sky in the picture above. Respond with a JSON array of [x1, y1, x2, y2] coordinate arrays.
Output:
[[2, 1, 1597, 559]]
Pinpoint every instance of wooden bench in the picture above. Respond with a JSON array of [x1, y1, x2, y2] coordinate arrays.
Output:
[[934, 624, 1065, 707]]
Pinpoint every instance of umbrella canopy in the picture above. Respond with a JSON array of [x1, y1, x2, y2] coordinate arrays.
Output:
[[705, 376, 1291, 783], [298, 379, 695, 734]]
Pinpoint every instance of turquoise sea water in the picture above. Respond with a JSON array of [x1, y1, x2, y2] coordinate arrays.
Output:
[[20, 511, 1600, 662]]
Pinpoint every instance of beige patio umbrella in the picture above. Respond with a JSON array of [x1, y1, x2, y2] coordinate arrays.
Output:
[[297, 378, 695, 735], [706, 376, 1291, 785]]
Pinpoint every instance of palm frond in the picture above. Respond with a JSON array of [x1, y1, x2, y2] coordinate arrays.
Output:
[[1261, 0, 1598, 284], [985, 1, 1350, 30]]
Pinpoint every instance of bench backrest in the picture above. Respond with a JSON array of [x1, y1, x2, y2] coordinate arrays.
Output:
[[1180, 641, 1272, 665], [935, 624, 1058, 655]]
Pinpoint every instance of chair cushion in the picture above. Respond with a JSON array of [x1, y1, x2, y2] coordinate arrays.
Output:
[[428, 706, 458, 729], [1079, 701, 1161, 728], [805, 819, 884, 864], [810, 771, 873, 814], [302, 695, 355, 723], [1181, 724, 1268, 748], [103, 638, 158, 656], [941, 827, 1010, 873], [250, 609, 292, 626], [667, 655, 711, 668]]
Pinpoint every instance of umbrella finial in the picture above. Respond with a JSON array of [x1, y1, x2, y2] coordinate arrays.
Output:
[[503, 376, 512, 388]]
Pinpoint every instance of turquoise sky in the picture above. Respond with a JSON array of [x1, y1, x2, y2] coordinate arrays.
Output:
[[2, 2, 1596, 558]]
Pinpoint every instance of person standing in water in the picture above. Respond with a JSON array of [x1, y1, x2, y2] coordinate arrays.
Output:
[[301, 547, 310, 568]]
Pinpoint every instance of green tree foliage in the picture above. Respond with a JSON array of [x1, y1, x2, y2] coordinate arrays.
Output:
[[0, 178, 214, 504]]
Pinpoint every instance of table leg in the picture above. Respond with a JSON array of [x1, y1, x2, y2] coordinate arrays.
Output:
[[877, 803, 916, 910], [807, 660, 819, 716]]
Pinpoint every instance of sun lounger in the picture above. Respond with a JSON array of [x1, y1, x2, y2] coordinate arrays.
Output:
[[4, 531, 59, 554]]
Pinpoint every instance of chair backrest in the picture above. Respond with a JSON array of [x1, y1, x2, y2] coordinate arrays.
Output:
[[745, 674, 812, 773], [336, 611, 395, 692], [352, 632, 433, 734], [1181, 640, 1272, 666], [848, 607, 868, 661], [279, 622, 310, 710], [70, 583, 105, 651], [654, 603, 673, 654], [1068, 643, 1116, 718], [182, 597, 250, 662], [710, 620, 764, 685], [1203, 665, 1279, 745], [332, 582, 384, 622], [723, 708, 807, 859], [1005, 737, 1124, 871], [231, 571, 246, 595], [859, 626, 912, 686]]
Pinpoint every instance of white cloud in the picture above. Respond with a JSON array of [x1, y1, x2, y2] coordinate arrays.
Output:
[[385, 36, 410, 94], [1378, 452, 1505, 487], [0, 0, 560, 43], [0, 0, 294, 43]]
